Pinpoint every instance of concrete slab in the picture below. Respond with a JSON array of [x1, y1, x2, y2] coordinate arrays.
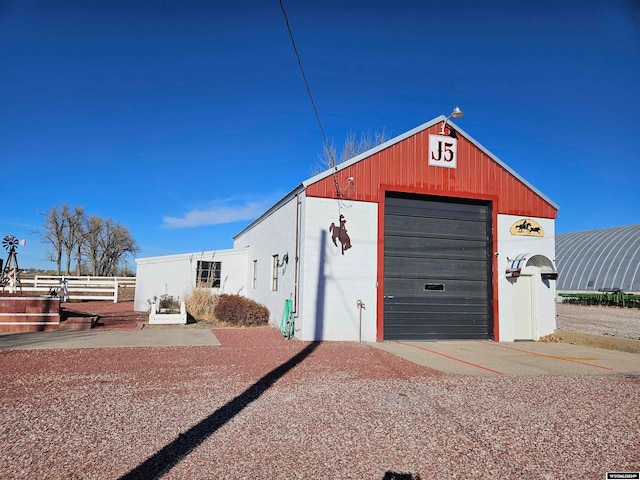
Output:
[[555, 329, 640, 355], [370, 340, 640, 376], [0, 327, 220, 350]]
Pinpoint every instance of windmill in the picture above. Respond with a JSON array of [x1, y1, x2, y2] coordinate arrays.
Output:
[[1, 235, 23, 293]]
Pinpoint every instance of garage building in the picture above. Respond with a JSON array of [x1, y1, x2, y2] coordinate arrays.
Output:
[[136, 115, 559, 342]]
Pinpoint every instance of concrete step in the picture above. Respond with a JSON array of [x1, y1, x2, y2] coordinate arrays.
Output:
[[58, 316, 99, 332]]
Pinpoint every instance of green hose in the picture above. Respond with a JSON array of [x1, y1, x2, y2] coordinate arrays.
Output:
[[280, 299, 294, 339]]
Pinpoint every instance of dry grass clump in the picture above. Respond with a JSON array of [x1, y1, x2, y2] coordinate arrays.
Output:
[[184, 287, 219, 324], [538, 333, 564, 343], [184, 289, 270, 328]]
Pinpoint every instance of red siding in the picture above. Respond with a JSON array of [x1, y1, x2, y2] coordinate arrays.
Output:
[[306, 124, 557, 218]]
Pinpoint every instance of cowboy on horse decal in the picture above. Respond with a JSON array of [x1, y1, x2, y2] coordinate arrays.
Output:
[[329, 214, 352, 255]]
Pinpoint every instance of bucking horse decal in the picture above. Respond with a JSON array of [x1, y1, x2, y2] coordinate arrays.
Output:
[[329, 214, 352, 255]]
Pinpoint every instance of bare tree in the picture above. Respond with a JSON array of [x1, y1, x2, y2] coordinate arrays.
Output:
[[38, 205, 138, 276], [39, 206, 66, 275], [83, 216, 104, 276], [83, 217, 139, 276], [75, 219, 86, 276], [60, 205, 85, 275], [315, 128, 389, 173]]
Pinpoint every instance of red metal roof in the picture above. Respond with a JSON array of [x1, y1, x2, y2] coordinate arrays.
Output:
[[305, 119, 558, 219]]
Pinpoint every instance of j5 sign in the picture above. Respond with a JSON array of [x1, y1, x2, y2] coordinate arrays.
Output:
[[428, 134, 457, 169]]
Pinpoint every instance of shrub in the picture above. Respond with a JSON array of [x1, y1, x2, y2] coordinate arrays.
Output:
[[184, 288, 219, 323], [214, 294, 270, 327]]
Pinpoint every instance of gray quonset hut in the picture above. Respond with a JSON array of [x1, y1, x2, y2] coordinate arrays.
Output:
[[556, 224, 640, 293]]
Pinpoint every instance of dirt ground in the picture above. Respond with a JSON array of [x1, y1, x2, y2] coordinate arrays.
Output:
[[61, 300, 148, 330], [556, 303, 640, 340]]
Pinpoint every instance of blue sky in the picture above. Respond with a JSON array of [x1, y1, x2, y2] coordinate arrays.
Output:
[[1, 0, 638, 270]]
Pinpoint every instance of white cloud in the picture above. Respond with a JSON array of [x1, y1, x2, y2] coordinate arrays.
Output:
[[162, 197, 276, 229]]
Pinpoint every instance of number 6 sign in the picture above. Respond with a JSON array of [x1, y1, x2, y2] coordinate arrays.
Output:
[[428, 134, 457, 169]]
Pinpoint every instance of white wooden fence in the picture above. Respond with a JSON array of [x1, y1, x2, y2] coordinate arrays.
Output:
[[16, 276, 136, 303]]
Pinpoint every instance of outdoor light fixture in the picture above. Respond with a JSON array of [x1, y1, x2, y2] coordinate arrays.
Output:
[[440, 106, 464, 135]]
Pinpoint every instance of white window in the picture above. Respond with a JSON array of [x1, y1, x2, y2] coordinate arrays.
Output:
[[252, 260, 258, 289], [272, 255, 279, 291]]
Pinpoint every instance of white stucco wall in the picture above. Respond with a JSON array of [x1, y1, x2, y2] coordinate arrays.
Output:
[[134, 249, 248, 312], [297, 197, 378, 341], [233, 195, 299, 327], [497, 214, 557, 341]]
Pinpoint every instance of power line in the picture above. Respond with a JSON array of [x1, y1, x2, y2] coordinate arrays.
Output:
[[278, 0, 331, 159], [278, 0, 347, 207]]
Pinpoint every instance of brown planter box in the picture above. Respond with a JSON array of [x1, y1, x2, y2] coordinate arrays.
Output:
[[0, 295, 61, 332]]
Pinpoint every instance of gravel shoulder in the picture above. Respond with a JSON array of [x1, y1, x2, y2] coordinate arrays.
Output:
[[556, 303, 640, 340]]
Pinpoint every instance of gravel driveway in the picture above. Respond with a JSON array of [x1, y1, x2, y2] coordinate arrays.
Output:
[[1, 320, 639, 479]]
